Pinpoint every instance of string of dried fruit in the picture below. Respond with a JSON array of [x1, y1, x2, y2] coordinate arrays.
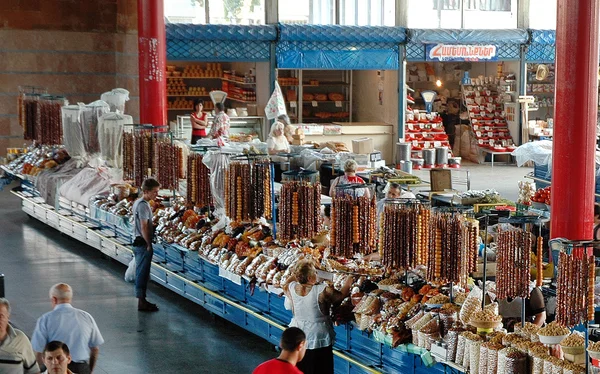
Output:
[[278, 181, 322, 241], [186, 153, 211, 208], [154, 140, 180, 190], [536, 236, 543, 287], [556, 250, 594, 327], [331, 191, 375, 257], [496, 228, 533, 300], [122, 132, 134, 181], [132, 131, 153, 187]]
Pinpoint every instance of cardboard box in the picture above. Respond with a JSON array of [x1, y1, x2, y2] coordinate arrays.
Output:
[[352, 138, 374, 154]]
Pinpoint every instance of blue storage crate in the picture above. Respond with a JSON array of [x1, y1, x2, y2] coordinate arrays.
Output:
[[204, 293, 225, 317], [152, 244, 166, 262], [268, 294, 293, 325], [166, 273, 185, 295], [333, 324, 350, 350], [202, 260, 224, 291], [184, 282, 204, 303], [245, 313, 270, 340], [348, 325, 382, 367], [268, 325, 284, 346], [382, 346, 414, 374], [223, 277, 246, 302], [246, 284, 269, 310], [224, 302, 246, 327], [165, 244, 186, 269], [150, 265, 167, 285], [184, 254, 203, 281], [533, 163, 551, 180], [334, 354, 350, 374], [414, 359, 444, 374]]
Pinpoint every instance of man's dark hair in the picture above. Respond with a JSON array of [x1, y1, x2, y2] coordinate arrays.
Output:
[[193, 98, 204, 111], [390, 182, 401, 189], [280, 327, 306, 351], [595, 204, 600, 217], [44, 341, 70, 355], [141, 178, 160, 192], [215, 102, 225, 112]]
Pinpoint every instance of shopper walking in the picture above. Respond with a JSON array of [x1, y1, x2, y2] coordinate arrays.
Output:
[[132, 178, 160, 312], [31, 284, 104, 374], [253, 327, 306, 374], [209, 102, 230, 146], [41, 341, 73, 374], [283, 261, 353, 374], [0, 298, 40, 374]]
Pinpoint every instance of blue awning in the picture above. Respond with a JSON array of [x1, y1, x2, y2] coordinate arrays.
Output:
[[166, 24, 277, 41], [409, 29, 529, 44]]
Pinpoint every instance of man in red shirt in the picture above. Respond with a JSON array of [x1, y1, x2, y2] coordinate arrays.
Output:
[[253, 327, 307, 374]]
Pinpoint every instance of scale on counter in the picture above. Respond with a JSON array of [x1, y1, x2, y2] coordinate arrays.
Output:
[[421, 90, 437, 113], [209, 90, 228, 105]]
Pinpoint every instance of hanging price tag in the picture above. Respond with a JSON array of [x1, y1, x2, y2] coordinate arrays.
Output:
[[488, 131, 494, 137], [476, 131, 482, 137], [290, 101, 297, 108], [312, 101, 318, 107], [335, 101, 342, 107], [434, 141, 442, 147]]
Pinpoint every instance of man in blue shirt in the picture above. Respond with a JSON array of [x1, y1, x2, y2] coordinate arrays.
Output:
[[31, 284, 104, 374]]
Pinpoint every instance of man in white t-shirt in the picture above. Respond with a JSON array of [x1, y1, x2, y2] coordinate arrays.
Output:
[[0, 298, 39, 374]]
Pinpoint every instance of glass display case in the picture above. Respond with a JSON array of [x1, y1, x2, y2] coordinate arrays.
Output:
[[174, 115, 265, 142]]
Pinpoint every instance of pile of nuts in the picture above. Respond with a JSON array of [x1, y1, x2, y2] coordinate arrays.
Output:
[[560, 333, 584, 347], [538, 321, 570, 337], [588, 341, 600, 352], [470, 309, 502, 322]]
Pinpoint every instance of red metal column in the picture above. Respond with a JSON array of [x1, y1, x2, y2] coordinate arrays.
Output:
[[137, 0, 167, 126], [550, 0, 600, 239]]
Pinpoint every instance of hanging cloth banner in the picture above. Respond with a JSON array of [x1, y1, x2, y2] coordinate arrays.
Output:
[[264, 81, 287, 120], [426, 44, 498, 62]]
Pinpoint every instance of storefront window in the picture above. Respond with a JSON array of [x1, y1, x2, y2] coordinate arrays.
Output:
[[462, 0, 517, 29], [407, 0, 517, 29], [529, 0, 557, 29], [209, 0, 265, 25], [165, 0, 206, 24], [339, 0, 395, 26], [279, 0, 334, 24]]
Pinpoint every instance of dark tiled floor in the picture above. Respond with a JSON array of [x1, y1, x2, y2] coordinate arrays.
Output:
[[0, 183, 275, 373]]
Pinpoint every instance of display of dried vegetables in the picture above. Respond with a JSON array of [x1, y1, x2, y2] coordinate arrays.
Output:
[[496, 227, 533, 300], [278, 181, 321, 241]]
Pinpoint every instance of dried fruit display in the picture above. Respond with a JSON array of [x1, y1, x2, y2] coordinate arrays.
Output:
[[496, 228, 533, 299], [331, 187, 376, 257], [426, 212, 477, 286], [154, 139, 181, 190], [186, 153, 211, 208], [278, 181, 321, 241], [22, 94, 64, 145], [224, 158, 272, 222], [379, 202, 431, 269], [133, 130, 153, 187], [556, 249, 595, 327], [122, 132, 134, 182]]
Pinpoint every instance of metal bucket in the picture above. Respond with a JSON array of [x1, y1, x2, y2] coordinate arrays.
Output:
[[435, 146, 449, 165], [423, 149, 436, 166], [400, 160, 413, 174], [396, 142, 412, 163]]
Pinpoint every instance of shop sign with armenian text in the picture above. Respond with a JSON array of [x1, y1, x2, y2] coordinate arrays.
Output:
[[426, 44, 498, 61]]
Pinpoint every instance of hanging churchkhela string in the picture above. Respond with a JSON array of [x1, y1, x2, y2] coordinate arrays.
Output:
[[187, 153, 211, 208], [225, 158, 272, 222], [556, 247, 595, 327], [496, 228, 533, 300], [278, 181, 321, 241]]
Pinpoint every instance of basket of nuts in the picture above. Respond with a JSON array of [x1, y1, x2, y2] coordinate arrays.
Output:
[[587, 341, 600, 360], [560, 333, 585, 355], [469, 309, 502, 330], [537, 322, 570, 345]]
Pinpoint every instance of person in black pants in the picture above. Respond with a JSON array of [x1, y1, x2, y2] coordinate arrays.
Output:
[[132, 178, 160, 312]]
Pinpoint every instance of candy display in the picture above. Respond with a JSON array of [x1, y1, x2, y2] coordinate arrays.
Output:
[[379, 201, 431, 269], [122, 132, 134, 182], [186, 153, 211, 208], [278, 181, 321, 241], [224, 158, 272, 222], [22, 94, 64, 145], [133, 130, 153, 187], [426, 212, 477, 285], [556, 250, 595, 327], [496, 228, 533, 299], [331, 186, 376, 257]]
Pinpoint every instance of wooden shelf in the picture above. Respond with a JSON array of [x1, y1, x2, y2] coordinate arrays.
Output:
[[167, 95, 210, 97], [227, 97, 256, 104], [222, 78, 256, 85], [303, 82, 348, 87], [167, 76, 222, 79], [302, 101, 348, 105]]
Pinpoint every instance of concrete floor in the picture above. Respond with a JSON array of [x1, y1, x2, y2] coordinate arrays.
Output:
[[0, 162, 532, 373], [0, 182, 275, 374]]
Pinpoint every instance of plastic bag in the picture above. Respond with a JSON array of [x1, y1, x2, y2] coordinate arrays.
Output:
[[511, 140, 553, 167], [124, 257, 136, 282], [203, 151, 231, 211], [101, 88, 130, 114], [61, 105, 87, 158], [98, 113, 133, 168]]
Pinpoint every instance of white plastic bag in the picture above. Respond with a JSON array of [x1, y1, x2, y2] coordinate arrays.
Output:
[[124, 257, 136, 282]]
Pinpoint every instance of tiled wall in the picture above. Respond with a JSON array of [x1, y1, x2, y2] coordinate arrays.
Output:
[[0, 0, 139, 155]]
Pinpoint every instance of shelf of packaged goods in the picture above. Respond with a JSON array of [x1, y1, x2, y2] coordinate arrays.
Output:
[[167, 76, 222, 80], [303, 82, 349, 87], [167, 95, 210, 97], [226, 97, 256, 104], [301, 101, 349, 105], [221, 78, 256, 85]]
